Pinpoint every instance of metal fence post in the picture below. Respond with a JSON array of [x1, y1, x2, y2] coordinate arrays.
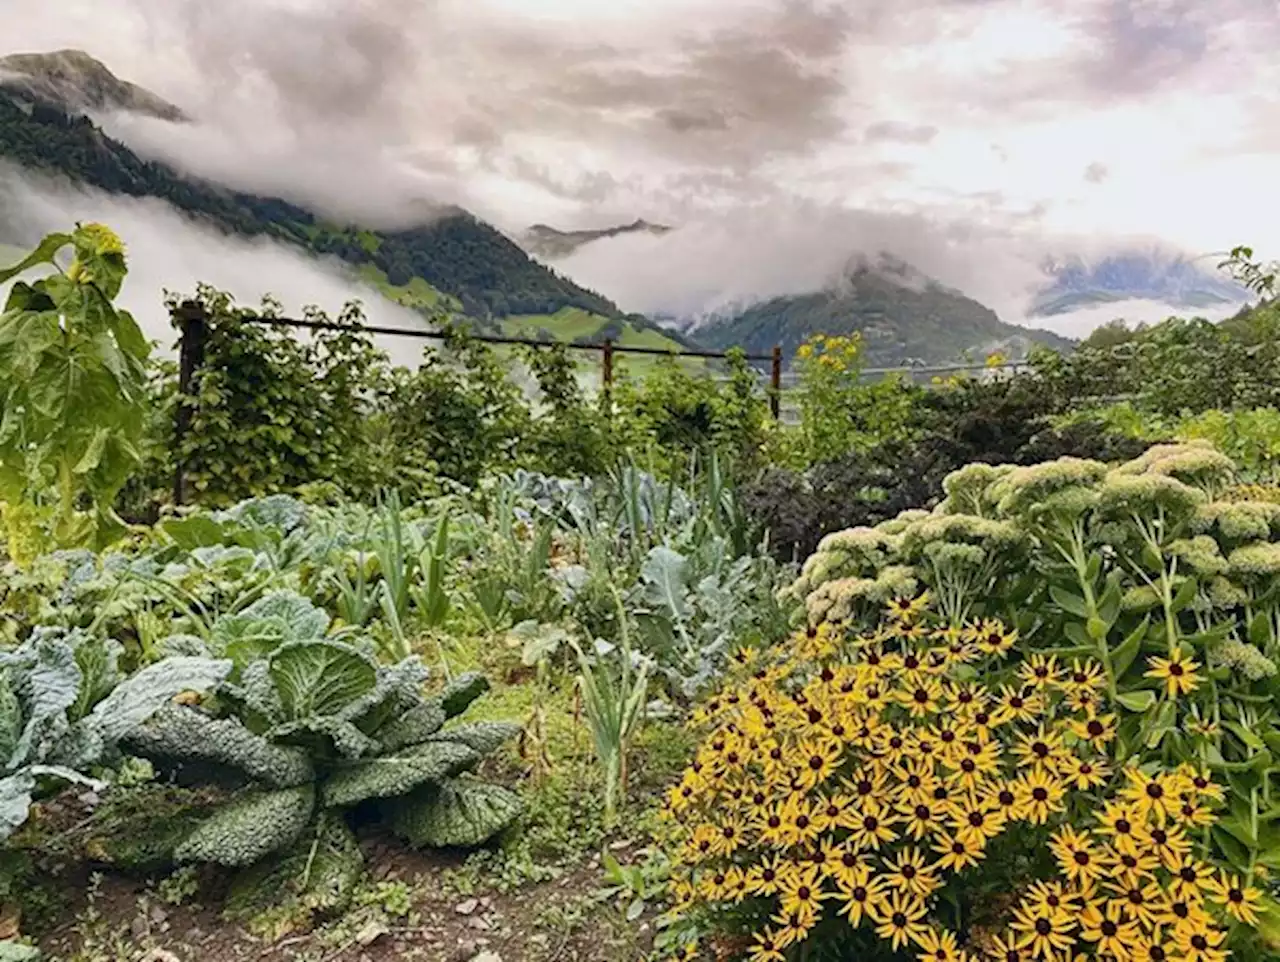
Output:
[[770, 345, 782, 421], [172, 300, 208, 506], [601, 339, 615, 415]]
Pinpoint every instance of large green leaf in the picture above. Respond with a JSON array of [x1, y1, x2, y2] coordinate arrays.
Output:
[[225, 812, 363, 934], [122, 705, 314, 788], [269, 641, 377, 721], [4, 634, 81, 770], [377, 701, 446, 752], [438, 672, 490, 720], [322, 741, 479, 809], [86, 656, 231, 743], [428, 721, 521, 756], [0, 232, 70, 285], [70, 637, 123, 721], [386, 779, 522, 849], [0, 772, 35, 842], [0, 940, 41, 961], [639, 547, 691, 621], [175, 784, 315, 867]]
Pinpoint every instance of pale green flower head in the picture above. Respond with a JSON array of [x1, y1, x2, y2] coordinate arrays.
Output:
[[940, 463, 1013, 516], [1193, 500, 1280, 544], [877, 509, 931, 536], [1228, 541, 1280, 580], [1098, 473, 1206, 521], [1167, 536, 1228, 576], [1208, 576, 1249, 609], [1143, 447, 1236, 493], [807, 567, 916, 625], [1210, 637, 1278, 681], [1121, 583, 1162, 613], [992, 457, 1108, 518], [815, 527, 898, 569], [1113, 440, 1218, 477]]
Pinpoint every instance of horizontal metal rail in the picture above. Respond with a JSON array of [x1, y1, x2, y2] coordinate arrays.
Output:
[[239, 314, 778, 362]]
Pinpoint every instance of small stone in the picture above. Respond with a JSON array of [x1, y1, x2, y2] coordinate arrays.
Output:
[[149, 905, 169, 926], [479, 896, 494, 910], [468, 917, 490, 931], [471, 952, 503, 962], [140, 951, 180, 962], [356, 919, 388, 947], [455, 898, 480, 916]]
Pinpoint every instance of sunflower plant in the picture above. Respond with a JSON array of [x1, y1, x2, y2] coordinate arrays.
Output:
[[658, 600, 1277, 961]]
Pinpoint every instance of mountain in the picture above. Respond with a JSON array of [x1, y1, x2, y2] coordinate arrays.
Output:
[[0, 49, 188, 123], [697, 252, 1075, 367], [1032, 250, 1249, 317], [0, 52, 690, 352], [522, 219, 672, 260]]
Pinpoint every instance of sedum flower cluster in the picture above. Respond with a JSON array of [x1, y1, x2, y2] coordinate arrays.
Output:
[[659, 601, 1246, 962]]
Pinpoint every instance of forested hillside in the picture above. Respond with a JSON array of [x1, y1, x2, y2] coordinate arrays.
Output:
[[0, 90, 624, 322]]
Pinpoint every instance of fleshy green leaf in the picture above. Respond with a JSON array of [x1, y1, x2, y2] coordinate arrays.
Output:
[[386, 779, 522, 849], [1111, 616, 1150, 679], [428, 721, 521, 757], [0, 772, 35, 842], [122, 705, 314, 788], [1116, 690, 1157, 713], [322, 741, 479, 809], [175, 784, 315, 867], [87, 656, 231, 743], [269, 641, 377, 721], [377, 701, 446, 751], [437, 672, 489, 720], [225, 812, 363, 934]]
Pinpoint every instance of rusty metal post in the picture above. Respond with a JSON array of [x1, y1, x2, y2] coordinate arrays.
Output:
[[601, 339, 615, 415], [172, 300, 208, 506], [770, 345, 782, 421]]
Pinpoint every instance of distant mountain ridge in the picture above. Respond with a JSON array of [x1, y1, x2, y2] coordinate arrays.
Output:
[[0, 49, 189, 123], [522, 219, 672, 260], [696, 252, 1075, 367], [1033, 250, 1249, 317]]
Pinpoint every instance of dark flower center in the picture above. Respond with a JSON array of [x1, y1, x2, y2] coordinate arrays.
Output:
[[901, 865, 917, 879], [1088, 721, 1105, 736], [1191, 936, 1208, 951], [1074, 851, 1090, 865], [795, 815, 810, 829], [1035, 919, 1051, 936], [892, 913, 907, 928], [863, 816, 879, 830], [1146, 784, 1164, 799], [852, 886, 867, 900], [1032, 788, 1049, 802], [999, 791, 1015, 806], [1170, 664, 1185, 677], [1101, 921, 1117, 938]]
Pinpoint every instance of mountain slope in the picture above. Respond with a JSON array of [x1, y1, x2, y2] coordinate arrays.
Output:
[[698, 254, 1075, 366], [0, 59, 690, 351], [0, 49, 188, 123], [523, 219, 672, 260], [1033, 250, 1249, 317]]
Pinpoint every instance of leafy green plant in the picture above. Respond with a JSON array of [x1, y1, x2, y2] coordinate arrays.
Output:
[[572, 586, 650, 828], [0, 627, 229, 843], [0, 225, 151, 562], [120, 639, 521, 923]]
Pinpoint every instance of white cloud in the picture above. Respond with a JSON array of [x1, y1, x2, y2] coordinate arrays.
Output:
[[0, 0, 1275, 335], [0, 167, 437, 368]]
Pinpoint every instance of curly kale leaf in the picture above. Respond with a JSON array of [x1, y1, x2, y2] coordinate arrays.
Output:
[[386, 778, 522, 849], [225, 811, 362, 932], [376, 701, 446, 752], [122, 705, 314, 788], [437, 672, 489, 720], [321, 740, 479, 809], [427, 722, 521, 756], [175, 784, 315, 867]]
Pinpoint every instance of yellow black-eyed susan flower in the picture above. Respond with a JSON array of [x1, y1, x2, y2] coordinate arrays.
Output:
[[1144, 649, 1202, 697]]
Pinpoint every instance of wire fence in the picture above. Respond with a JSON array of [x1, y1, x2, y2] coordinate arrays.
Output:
[[168, 300, 1042, 495]]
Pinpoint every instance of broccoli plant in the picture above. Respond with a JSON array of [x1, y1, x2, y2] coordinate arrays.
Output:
[[0, 627, 230, 842], [121, 639, 521, 918]]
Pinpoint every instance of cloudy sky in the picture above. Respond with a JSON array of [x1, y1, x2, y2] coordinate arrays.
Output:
[[2, 0, 1278, 328]]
